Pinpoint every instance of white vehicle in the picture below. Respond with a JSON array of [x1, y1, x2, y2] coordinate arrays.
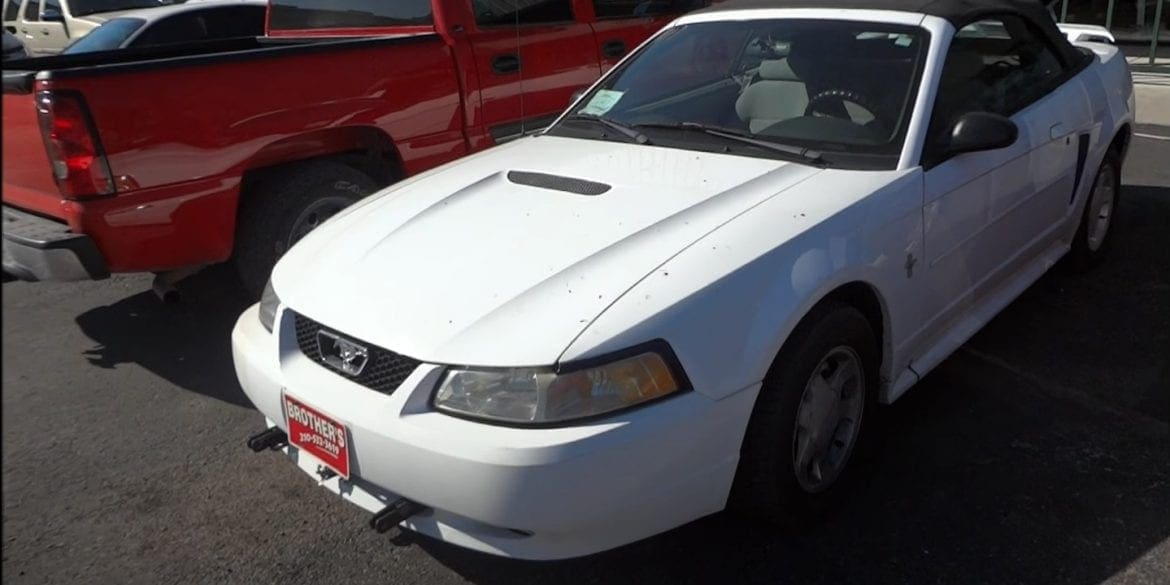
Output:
[[3, 0, 184, 56], [1056, 22, 1116, 44], [61, 0, 264, 54], [232, 0, 1134, 560]]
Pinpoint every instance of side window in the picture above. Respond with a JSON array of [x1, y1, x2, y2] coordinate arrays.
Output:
[[22, 0, 40, 21], [591, 0, 707, 19], [42, 0, 57, 15], [473, 0, 572, 27], [932, 15, 1065, 128], [6, 0, 23, 22], [133, 13, 211, 47], [198, 6, 266, 39]]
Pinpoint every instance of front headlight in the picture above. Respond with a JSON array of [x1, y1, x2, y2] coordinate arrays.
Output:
[[258, 278, 280, 333], [433, 342, 688, 425]]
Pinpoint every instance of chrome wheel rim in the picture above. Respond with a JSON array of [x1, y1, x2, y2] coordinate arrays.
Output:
[[792, 346, 865, 493], [1086, 164, 1116, 253], [287, 196, 352, 249]]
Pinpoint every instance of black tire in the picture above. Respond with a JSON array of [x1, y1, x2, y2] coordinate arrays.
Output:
[[233, 160, 377, 297], [1068, 150, 1121, 270], [731, 300, 879, 526]]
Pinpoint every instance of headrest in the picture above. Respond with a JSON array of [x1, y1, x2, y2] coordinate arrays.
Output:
[[942, 48, 984, 81], [758, 58, 799, 81]]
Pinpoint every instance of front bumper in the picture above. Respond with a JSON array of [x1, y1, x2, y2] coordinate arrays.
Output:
[[2, 205, 108, 281], [231, 304, 759, 560]]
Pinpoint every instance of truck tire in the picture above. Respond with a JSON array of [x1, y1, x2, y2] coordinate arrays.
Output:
[[234, 160, 377, 297], [731, 300, 878, 527]]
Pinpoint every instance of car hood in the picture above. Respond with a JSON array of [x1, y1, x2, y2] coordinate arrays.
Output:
[[274, 136, 823, 366]]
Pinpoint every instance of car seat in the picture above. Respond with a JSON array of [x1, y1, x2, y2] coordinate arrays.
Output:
[[734, 58, 809, 133]]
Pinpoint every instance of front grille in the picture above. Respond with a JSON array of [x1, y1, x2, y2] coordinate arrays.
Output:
[[293, 312, 421, 395]]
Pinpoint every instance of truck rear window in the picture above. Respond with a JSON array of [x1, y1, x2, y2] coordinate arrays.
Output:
[[268, 0, 433, 30]]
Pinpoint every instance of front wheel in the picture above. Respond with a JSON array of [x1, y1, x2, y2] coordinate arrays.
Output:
[[732, 301, 878, 524], [234, 161, 377, 297]]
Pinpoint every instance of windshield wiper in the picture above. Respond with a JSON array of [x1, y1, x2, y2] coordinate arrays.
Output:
[[561, 114, 651, 145], [633, 122, 824, 165]]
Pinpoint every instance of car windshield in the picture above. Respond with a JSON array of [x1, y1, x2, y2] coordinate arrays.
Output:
[[62, 17, 144, 53], [70, 0, 183, 17], [548, 19, 928, 170]]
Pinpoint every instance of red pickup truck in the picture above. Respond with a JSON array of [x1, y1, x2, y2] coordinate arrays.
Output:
[[2, 0, 706, 294]]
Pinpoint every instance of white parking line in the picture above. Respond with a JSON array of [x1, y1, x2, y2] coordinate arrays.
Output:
[[1134, 132, 1170, 141]]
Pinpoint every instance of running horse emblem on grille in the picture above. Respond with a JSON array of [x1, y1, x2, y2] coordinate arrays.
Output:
[[316, 330, 369, 376]]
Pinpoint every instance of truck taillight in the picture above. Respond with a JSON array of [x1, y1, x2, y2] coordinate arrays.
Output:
[[35, 90, 114, 199]]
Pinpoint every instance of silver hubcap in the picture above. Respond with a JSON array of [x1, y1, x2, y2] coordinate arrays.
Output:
[[792, 346, 865, 493], [287, 197, 352, 250], [1086, 164, 1116, 252]]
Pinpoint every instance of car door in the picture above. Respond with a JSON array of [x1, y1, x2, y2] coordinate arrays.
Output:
[[466, 0, 601, 143], [4, 0, 23, 33], [967, 15, 1092, 252], [586, 0, 707, 73], [916, 16, 1077, 349], [18, 0, 68, 55]]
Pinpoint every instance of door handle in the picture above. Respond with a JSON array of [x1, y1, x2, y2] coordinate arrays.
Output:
[[491, 53, 520, 75], [1049, 122, 1067, 140], [41, 29, 50, 35], [601, 39, 626, 58]]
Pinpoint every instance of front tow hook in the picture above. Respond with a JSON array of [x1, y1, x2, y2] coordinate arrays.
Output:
[[246, 427, 288, 452], [370, 498, 428, 533]]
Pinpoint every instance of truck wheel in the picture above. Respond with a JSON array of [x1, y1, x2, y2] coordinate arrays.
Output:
[[1068, 150, 1121, 270], [234, 161, 376, 297], [732, 301, 878, 526]]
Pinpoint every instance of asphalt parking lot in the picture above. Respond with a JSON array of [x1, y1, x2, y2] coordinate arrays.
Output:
[[3, 129, 1169, 584]]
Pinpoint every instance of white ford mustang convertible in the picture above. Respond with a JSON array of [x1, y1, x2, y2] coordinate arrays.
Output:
[[231, 0, 1134, 560]]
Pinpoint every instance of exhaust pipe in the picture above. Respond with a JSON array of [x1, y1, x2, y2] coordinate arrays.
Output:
[[370, 498, 428, 533], [150, 265, 207, 303], [246, 427, 287, 452], [152, 275, 180, 303]]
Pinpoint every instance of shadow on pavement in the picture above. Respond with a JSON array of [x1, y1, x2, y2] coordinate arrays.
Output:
[[415, 184, 1170, 583], [73, 264, 255, 408]]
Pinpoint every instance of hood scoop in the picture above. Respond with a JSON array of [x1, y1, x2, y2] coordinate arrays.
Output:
[[506, 170, 611, 196]]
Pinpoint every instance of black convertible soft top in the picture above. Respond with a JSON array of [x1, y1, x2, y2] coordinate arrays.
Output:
[[699, 0, 1081, 65]]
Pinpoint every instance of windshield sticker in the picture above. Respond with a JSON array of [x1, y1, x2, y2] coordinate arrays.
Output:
[[579, 90, 624, 116]]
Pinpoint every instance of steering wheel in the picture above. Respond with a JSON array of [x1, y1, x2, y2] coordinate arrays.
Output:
[[803, 89, 881, 124]]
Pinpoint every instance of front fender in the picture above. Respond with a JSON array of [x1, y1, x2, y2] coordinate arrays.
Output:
[[562, 169, 924, 402]]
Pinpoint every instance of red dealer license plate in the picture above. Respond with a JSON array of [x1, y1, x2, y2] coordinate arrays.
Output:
[[284, 393, 350, 479]]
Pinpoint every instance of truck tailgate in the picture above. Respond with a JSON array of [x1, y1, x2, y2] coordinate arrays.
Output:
[[2, 90, 63, 221]]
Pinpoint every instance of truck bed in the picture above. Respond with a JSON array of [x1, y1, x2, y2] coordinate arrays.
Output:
[[2, 32, 467, 272]]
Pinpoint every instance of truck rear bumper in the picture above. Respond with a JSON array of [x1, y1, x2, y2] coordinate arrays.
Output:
[[2, 205, 109, 281]]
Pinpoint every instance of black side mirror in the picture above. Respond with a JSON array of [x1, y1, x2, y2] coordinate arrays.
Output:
[[944, 111, 1018, 156], [40, 8, 64, 22]]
